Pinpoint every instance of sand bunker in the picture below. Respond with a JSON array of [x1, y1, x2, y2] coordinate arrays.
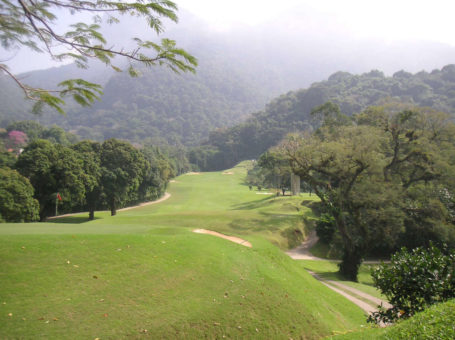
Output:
[[193, 229, 252, 248]]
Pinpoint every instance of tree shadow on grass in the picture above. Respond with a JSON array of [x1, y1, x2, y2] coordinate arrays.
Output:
[[230, 196, 277, 211], [46, 216, 101, 224], [306, 270, 377, 288]]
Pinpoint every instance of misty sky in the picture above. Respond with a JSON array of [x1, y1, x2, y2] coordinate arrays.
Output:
[[2, 0, 455, 73], [179, 0, 455, 45]]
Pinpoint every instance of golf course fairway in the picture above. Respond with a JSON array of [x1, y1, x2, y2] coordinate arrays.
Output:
[[0, 162, 367, 339]]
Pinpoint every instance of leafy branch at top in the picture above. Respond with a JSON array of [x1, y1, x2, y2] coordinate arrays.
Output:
[[0, 0, 198, 113]]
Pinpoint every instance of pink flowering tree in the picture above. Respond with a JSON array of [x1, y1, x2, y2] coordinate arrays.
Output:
[[7, 131, 28, 150]]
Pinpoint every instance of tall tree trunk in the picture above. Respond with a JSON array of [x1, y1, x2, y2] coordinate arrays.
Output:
[[89, 208, 95, 220], [39, 204, 47, 222], [334, 209, 362, 281], [339, 247, 362, 281], [110, 198, 116, 216]]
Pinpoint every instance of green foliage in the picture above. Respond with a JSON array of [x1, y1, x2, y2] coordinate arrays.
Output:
[[0, 150, 16, 168], [369, 245, 455, 324], [138, 145, 174, 203], [15, 140, 86, 220], [100, 138, 148, 215], [71, 140, 102, 220], [6, 120, 78, 145], [279, 105, 455, 280], [0, 0, 196, 113], [2, 120, 185, 220], [315, 213, 336, 244], [332, 299, 455, 339], [0, 168, 39, 222]]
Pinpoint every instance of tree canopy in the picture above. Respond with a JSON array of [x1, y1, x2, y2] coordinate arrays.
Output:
[[0, 0, 197, 113], [15, 139, 86, 220], [277, 104, 455, 280], [0, 167, 39, 222], [100, 138, 148, 216]]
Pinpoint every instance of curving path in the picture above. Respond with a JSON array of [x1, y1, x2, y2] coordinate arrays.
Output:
[[286, 230, 321, 260], [288, 232, 392, 316], [47, 192, 171, 220], [118, 192, 171, 212]]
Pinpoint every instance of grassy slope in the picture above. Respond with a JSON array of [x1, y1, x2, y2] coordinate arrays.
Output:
[[329, 299, 455, 340], [0, 162, 366, 339]]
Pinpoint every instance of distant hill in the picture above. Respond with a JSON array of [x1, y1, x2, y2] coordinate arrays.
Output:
[[194, 64, 455, 170]]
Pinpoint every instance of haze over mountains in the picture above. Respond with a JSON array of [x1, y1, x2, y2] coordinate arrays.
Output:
[[1, 7, 455, 146]]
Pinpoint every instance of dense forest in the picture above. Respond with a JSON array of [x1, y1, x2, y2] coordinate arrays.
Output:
[[193, 64, 455, 170], [0, 59, 274, 146]]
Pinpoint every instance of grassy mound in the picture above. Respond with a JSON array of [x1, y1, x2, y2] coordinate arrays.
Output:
[[0, 162, 366, 339]]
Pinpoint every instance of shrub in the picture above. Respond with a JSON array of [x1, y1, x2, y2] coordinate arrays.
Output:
[[369, 245, 455, 324]]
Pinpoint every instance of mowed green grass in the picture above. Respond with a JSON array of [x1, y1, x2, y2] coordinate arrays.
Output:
[[0, 162, 367, 339]]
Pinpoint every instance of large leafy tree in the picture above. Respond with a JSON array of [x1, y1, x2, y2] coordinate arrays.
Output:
[[15, 139, 86, 220], [0, 0, 197, 113], [0, 167, 39, 222], [71, 140, 102, 220], [100, 138, 147, 216], [280, 104, 455, 280]]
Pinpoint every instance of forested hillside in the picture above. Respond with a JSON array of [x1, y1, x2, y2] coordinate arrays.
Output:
[[2, 8, 455, 148], [193, 64, 455, 170], [0, 57, 275, 145]]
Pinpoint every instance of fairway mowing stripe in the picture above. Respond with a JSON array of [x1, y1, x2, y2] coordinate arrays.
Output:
[[192, 229, 252, 247]]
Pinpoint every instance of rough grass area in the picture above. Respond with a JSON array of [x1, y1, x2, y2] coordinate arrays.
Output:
[[329, 299, 455, 339], [0, 234, 366, 339], [300, 260, 385, 301], [0, 162, 367, 339]]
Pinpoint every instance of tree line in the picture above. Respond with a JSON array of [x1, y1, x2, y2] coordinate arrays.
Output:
[[1, 122, 190, 222]]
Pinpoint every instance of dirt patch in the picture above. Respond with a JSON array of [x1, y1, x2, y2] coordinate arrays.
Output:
[[288, 232, 392, 320], [286, 230, 321, 260], [222, 171, 234, 175], [186, 172, 200, 175], [256, 192, 274, 195], [169, 180, 178, 183], [193, 229, 252, 248]]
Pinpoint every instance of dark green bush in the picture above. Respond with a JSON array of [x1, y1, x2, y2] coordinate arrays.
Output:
[[369, 245, 455, 324], [315, 213, 336, 244]]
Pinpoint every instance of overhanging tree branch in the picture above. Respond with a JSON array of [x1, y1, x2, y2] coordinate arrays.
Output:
[[0, 0, 197, 114]]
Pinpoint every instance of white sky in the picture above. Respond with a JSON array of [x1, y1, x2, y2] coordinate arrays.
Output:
[[178, 0, 455, 46], [3, 0, 455, 73]]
